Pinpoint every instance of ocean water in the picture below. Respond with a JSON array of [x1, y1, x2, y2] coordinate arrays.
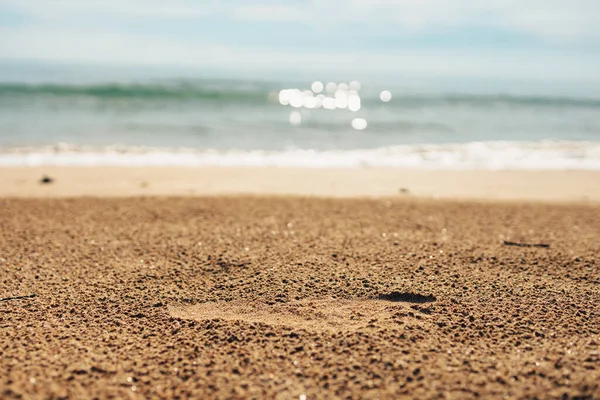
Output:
[[1, 65, 600, 169]]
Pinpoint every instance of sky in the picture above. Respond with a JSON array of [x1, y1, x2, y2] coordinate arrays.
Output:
[[1, 0, 600, 85]]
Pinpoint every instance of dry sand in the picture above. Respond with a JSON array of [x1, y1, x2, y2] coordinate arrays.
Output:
[[1, 166, 600, 202], [1, 196, 599, 399]]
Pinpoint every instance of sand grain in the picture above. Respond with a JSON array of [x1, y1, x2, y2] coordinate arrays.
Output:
[[1, 196, 599, 399]]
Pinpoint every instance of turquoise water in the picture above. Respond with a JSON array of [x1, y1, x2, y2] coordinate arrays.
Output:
[[2, 80, 600, 148], [1, 63, 600, 169]]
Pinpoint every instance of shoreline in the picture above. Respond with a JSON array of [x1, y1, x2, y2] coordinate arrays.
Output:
[[1, 166, 599, 202]]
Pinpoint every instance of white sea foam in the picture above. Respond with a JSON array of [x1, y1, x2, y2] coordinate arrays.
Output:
[[1, 141, 600, 170]]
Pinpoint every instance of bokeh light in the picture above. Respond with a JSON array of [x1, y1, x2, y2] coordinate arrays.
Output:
[[334, 89, 349, 109], [348, 92, 361, 112], [290, 90, 303, 108], [279, 80, 366, 121], [325, 82, 337, 94], [351, 118, 368, 130], [322, 97, 336, 110], [314, 94, 324, 108], [278, 90, 290, 106], [311, 81, 324, 93], [349, 80, 361, 91], [380, 90, 392, 102], [303, 95, 317, 109]]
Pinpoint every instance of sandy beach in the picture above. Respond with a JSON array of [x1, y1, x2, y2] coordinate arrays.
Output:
[[1, 166, 600, 202], [1, 177, 599, 398], [4, 1, 600, 397]]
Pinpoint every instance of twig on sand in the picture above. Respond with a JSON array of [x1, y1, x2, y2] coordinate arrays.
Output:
[[503, 240, 550, 248], [0, 293, 36, 302]]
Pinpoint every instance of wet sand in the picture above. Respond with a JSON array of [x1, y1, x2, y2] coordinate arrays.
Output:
[[1, 196, 599, 399], [2, 166, 600, 201]]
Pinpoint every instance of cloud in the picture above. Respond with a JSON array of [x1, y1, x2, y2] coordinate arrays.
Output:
[[1, 25, 599, 82], [0, 0, 599, 82], [3, 0, 599, 39], [348, 0, 600, 39], [0, 0, 219, 19], [232, 4, 311, 22]]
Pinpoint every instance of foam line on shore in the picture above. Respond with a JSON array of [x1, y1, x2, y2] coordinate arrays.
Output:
[[1, 140, 600, 170]]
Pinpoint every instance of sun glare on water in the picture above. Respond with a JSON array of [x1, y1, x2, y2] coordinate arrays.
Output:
[[277, 81, 392, 130]]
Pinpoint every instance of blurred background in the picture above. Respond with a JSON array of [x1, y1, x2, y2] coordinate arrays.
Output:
[[1, 0, 599, 169]]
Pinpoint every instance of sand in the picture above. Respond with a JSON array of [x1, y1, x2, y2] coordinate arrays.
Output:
[[1, 195, 599, 399], [1, 166, 600, 201]]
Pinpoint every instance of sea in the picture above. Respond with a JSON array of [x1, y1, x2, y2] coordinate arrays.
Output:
[[1, 62, 600, 170]]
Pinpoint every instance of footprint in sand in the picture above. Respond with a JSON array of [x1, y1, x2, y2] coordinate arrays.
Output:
[[169, 293, 436, 332]]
